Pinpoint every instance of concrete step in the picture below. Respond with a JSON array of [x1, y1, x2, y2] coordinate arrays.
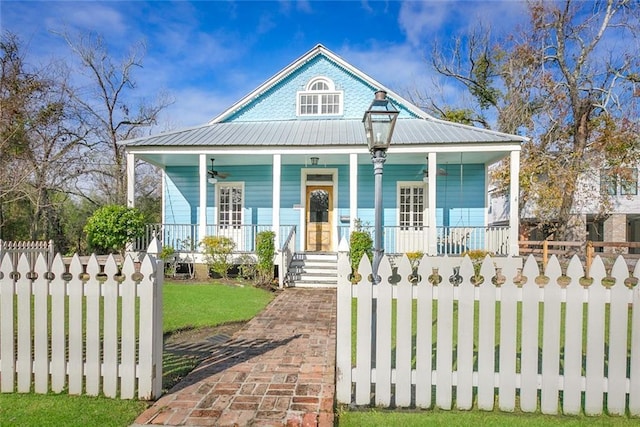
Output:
[[287, 252, 338, 288]]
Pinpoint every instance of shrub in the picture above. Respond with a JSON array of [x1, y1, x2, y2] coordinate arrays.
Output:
[[159, 245, 177, 277], [200, 235, 236, 279], [236, 254, 257, 280], [255, 230, 276, 286], [83, 205, 146, 256], [349, 219, 373, 275], [461, 249, 494, 283], [406, 251, 424, 269]]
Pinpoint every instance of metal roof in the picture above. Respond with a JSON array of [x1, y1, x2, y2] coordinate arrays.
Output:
[[121, 118, 527, 148]]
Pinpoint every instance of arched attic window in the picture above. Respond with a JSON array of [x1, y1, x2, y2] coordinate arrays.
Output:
[[297, 77, 343, 116]]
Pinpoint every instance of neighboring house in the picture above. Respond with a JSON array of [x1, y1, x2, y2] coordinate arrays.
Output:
[[589, 166, 640, 250], [121, 44, 526, 285], [490, 162, 640, 253]]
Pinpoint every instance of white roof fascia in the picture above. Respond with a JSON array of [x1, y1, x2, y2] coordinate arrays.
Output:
[[125, 143, 520, 157], [209, 44, 431, 124]]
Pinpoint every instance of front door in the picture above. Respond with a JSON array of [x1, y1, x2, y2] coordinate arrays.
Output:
[[306, 186, 332, 251]]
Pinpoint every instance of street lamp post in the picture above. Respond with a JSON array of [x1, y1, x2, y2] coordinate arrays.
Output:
[[363, 90, 399, 284]]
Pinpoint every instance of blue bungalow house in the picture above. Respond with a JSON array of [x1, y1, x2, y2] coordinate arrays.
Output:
[[122, 44, 525, 286]]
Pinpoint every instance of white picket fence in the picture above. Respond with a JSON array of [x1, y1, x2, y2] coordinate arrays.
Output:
[[0, 245, 163, 400], [336, 252, 640, 416]]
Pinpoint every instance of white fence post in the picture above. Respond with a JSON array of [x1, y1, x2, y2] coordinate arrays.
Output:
[[0, 254, 14, 392], [415, 255, 434, 408], [456, 256, 475, 410], [33, 255, 49, 394], [50, 254, 66, 393], [16, 254, 32, 393], [335, 245, 352, 404], [630, 261, 640, 416], [354, 255, 373, 405]]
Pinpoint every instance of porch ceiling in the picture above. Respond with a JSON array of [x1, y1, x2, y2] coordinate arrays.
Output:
[[137, 150, 510, 168]]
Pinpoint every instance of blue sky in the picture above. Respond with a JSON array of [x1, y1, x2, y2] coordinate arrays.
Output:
[[2, 1, 529, 130]]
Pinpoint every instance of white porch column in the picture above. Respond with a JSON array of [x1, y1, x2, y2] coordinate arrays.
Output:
[[349, 153, 358, 234], [427, 152, 438, 256], [509, 150, 520, 256], [272, 154, 281, 246], [198, 154, 208, 244], [126, 152, 135, 208]]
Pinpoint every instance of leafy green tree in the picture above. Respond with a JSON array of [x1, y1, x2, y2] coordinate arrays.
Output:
[[84, 205, 145, 255]]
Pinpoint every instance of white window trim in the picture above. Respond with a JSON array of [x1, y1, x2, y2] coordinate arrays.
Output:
[[215, 182, 245, 227], [397, 181, 428, 227], [296, 76, 343, 117]]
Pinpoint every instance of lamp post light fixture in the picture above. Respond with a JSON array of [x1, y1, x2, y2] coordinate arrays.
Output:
[[363, 90, 399, 283]]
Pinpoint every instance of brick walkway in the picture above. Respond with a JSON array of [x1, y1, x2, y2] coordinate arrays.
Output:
[[133, 288, 337, 427]]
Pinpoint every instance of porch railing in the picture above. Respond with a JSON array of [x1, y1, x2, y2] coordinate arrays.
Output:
[[133, 224, 296, 253], [337, 225, 510, 256], [279, 226, 297, 288], [134, 224, 510, 256]]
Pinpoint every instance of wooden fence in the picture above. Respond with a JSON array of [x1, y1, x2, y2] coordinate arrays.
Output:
[[520, 240, 640, 266], [0, 242, 163, 400], [0, 239, 55, 269], [336, 251, 640, 415]]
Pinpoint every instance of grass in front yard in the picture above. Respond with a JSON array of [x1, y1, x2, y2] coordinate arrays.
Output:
[[337, 408, 640, 426], [163, 280, 274, 333], [0, 393, 147, 427], [0, 280, 275, 426]]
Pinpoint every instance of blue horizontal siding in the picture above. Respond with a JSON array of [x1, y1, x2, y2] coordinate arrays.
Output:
[[226, 56, 416, 122], [165, 166, 199, 224], [164, 163, 487, 233]]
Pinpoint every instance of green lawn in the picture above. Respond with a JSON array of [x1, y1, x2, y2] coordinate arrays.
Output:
[[0, 280, 274, 426], [163, 280, 274, 332], [338, 408, 640, 426]]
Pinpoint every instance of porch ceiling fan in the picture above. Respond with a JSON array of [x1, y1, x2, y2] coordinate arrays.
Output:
[[208, 158, 229, 182]]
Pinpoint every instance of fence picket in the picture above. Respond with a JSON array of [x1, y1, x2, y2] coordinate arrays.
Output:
[[541, 256, 562, 414], [562, 255, 585, 415], [415, 255, 434, 408], [119, 256, 137, 399], [585, 256, 607, 415], [456, 256, 475, 410], [138, 249, 163, 399], [50, 254, 66, 393], [335, 251, 352, 404], [375, 255, 392, 406], [395, 255, 412, 407], [67, 255, 84, 395], [85, 255, 101, 396], [103, 255, 119, 398], [520, 255, 540, 412], [607, 256, 630, 415], [16, 254, 32, 393], [435, 257, 455, 409], [477, 256, 497, 410], [630, 261, 640, 416], [355, 255, 373, 405], [498, 257, 519, 412], [0, 254, 15, 392], [33, 255, 49, 393]]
